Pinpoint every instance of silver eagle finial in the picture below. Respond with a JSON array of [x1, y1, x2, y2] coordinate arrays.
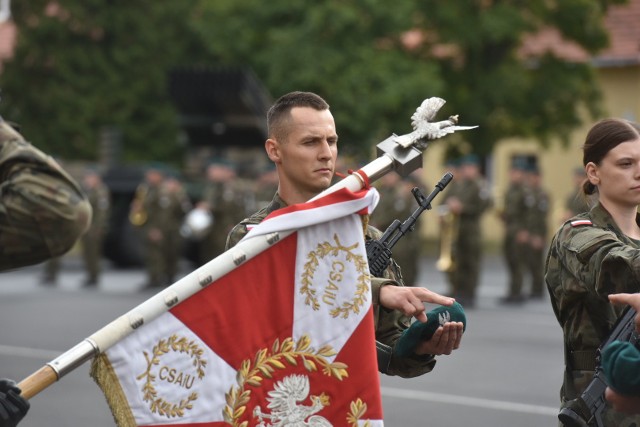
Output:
[[393, 97, 477, 149]]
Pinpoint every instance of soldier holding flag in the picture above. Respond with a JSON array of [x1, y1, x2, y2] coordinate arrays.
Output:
[[5, 92, 471, 426], [227, 91, 465, 377]]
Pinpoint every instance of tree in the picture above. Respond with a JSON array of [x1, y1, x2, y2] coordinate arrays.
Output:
[[191, 0, 444, 158], [192, 0, 628, 157], [1, 1, 209, 163]]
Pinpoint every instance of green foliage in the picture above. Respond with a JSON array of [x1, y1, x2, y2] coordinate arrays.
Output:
[[1, 1, 209, 162], [193, 0, 627, 157], [0, 0, 629, 161], [192, 0, 443, 156]]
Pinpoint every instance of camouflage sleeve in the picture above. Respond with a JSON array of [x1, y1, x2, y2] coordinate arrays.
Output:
[[94, 186, 111, 232], [225, 222, 248, 250], [373, 275, 437, 377], [459, 180, 493, 217], [0, 123, 91, 271], [550, 224, 640, 298], [367, 226, 436, 378]]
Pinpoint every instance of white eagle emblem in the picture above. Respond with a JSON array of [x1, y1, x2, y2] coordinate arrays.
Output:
[[253, 374, 332, 427], [393, 97, 477, 149], [438, 311, 451, 326]]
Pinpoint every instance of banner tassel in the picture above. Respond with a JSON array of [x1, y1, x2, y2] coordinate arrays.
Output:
[[90, 354, 137, 427]]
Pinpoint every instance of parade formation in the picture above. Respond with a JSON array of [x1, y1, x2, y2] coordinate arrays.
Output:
[[2, 2, 640, 425]]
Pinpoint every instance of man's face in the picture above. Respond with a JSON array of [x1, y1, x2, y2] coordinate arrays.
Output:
[[267, 106, 338, 203]]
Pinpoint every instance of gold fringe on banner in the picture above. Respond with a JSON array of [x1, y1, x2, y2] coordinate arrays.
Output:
[[90, 353, 137, 427], [361, 213, 370, 236]]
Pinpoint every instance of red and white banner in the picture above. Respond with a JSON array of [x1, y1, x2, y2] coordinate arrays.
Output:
[[92, 187, 383, 427]]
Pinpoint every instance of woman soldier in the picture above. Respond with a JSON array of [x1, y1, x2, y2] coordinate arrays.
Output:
[[545, 118, 640, 426]]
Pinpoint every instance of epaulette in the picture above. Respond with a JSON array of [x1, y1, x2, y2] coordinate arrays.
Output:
[[570, 219, 593, 227]]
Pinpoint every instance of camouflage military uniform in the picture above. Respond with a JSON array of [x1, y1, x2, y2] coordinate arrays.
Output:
[[0, 120, 91, 271], [524, 183, 550, 297], [545, 202, 640, 426], [138, 181, 187, 286], [198, 180, 244, 264], [438, 174, 462, 289], [164, 179, 191, 281], [501, 180, 528, 300], [81, 177, 110, 285], [449, 176, 493, 306], [226, 193, 437, 378]]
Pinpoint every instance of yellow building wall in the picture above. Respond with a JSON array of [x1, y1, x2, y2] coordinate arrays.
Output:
[[418, 64, 640, 252]]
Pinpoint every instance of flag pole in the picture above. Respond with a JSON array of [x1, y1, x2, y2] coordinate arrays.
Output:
[[18, 97, 475, 399]]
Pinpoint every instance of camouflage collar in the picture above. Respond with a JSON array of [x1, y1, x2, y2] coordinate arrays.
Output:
[[264, 192, 288, 216], [589, 201, 640, 245]]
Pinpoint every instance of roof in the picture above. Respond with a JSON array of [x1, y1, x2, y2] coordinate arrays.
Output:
[[520, 0, 640, 66], [0, 21, 15, 70]]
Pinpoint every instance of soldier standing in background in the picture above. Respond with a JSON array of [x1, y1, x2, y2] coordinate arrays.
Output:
[[80, 168, 110, 287], [0, 114, 92, 426], [523, 164, 550, 299], [41, 257, 61, 285], [499, 159, 529, 304], [131, 165, 164, 288], [437, 158, 461, 287], [562, 167, 593, 222], [163, 175, 191, 282], [196, 161, 244, 264], [130, 165, 176, 288], [443, 154, 493, 308]]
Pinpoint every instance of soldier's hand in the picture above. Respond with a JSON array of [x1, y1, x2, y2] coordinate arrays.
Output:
[[608, 293, 640, 333], [414, 322, 464, 356], [379, 286, 455, 323], [0, 379, 29, 427], [605, 387, 640, 414]]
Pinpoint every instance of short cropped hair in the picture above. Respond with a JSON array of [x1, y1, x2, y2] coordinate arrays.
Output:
[[267, 91, 330, 142]]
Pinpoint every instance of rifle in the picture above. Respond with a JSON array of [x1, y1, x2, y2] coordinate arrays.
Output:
[[367, 172, 452, 372], [558, 306, 640, 427], [366, 171, 453, 278]]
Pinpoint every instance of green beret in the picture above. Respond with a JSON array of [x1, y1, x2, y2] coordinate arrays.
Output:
[[146, 162, 167, 173], [395, 302, 467, 358], [459, 154, 479, 165], [602, 340, 640, 396]]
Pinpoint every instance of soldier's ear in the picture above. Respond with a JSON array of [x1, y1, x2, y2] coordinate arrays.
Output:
[[585, 162, 600, 185], [265, 138, 281, 164]]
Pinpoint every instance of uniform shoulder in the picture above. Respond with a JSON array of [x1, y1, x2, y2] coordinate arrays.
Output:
[[555, 212, 618, 253]]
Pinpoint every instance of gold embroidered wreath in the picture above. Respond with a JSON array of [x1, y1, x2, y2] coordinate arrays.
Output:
[[223, 334, 370, 427], [137, 334, 207, 418], [300, 234, 370, 318]]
